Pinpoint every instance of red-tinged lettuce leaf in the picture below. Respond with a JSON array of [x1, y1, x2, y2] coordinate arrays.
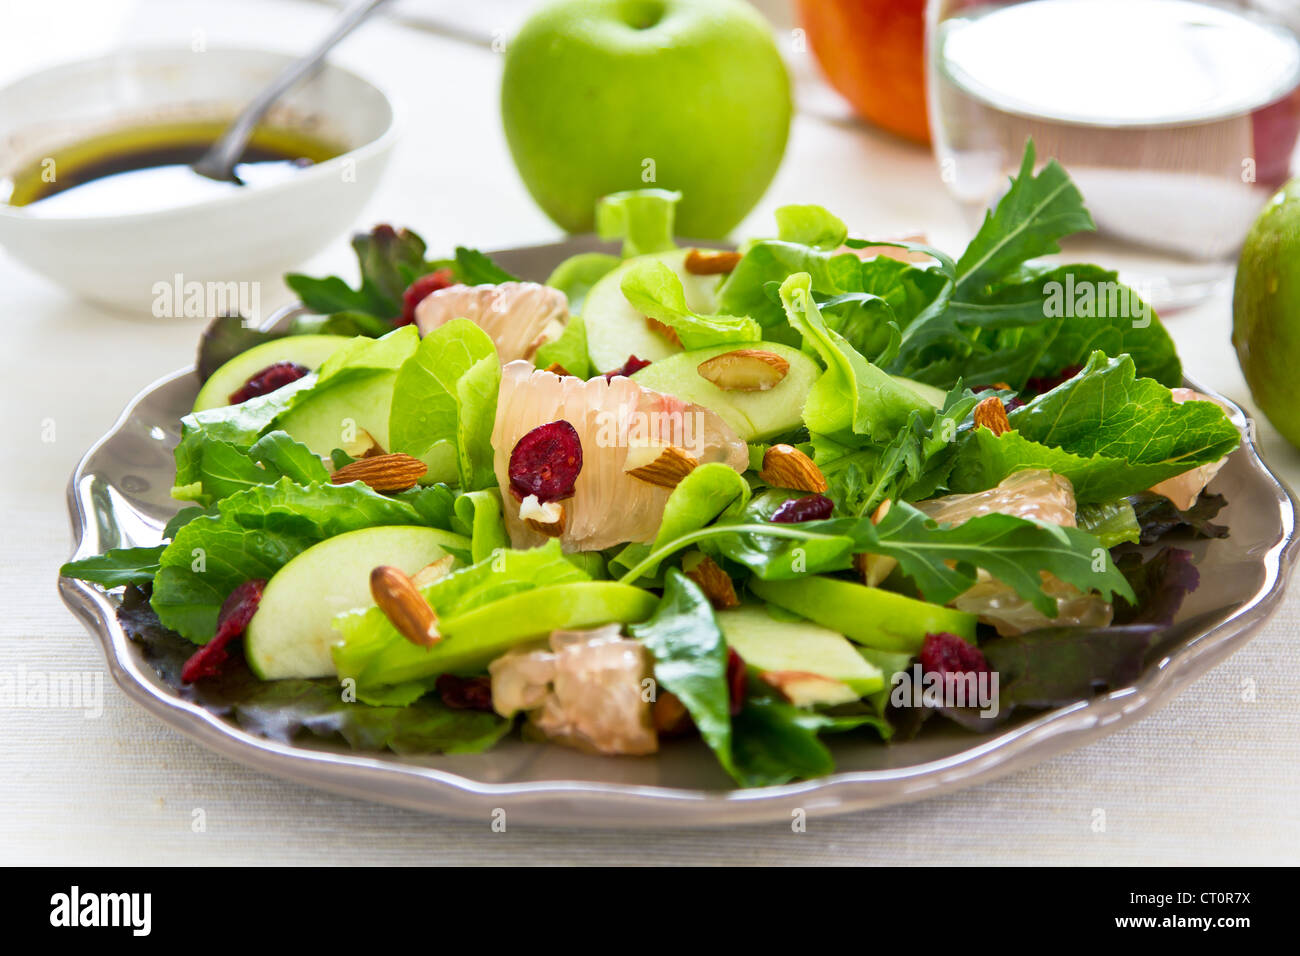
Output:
[[1129, 491, 1229, 546], [197, 315, 286, 383], [118, 586, 510, 755], [1112, 547, 1200, 627]]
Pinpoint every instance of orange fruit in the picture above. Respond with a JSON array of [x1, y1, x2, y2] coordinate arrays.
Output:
[[797, 0, 930, 144]]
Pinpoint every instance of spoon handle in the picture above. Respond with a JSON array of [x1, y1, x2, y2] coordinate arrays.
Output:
[[194, 0, 395, 181]]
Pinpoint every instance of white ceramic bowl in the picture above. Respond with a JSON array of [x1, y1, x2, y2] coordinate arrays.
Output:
[[0, 47, 398, 311]]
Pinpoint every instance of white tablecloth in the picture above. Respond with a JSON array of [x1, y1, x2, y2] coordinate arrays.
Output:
[[2, 0, 1297, 865]]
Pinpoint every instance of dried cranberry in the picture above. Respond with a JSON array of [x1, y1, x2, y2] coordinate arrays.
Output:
[[771, 494, 834, 523], [398, 269, 456, 326], [1024, 363, 1084, 397], [180, 579, 266, 683], [726, 648, 747, 716], [228, 362, 309, 404], [435, 674, 494, 711], [602, 355, 652, 381], [918, 632, 989, 680], [508, 420, 583, 503]]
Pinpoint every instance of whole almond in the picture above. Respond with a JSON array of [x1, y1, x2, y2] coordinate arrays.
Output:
[[684, 248, 742, 275], [625, 444, 699, 489], [544, 362, 571, 377], [683, 553, 740, 609], [973, 396, 1012, 436], [697, 349, 789, 391], [758, 444, 828, 493], [370, 565, 441, 647], [330, 453, 427, 492], [652, 690, 692, 735]]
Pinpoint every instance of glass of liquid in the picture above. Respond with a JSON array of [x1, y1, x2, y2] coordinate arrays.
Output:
[[927, 0, 1300, 308]]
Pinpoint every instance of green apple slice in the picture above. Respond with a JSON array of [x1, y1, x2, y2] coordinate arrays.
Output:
[[583, 248, 720, 373], [193, 335, 350, 412], [274, 372, 397, 457], [246, 525, 468, 679], [750, 576, 977, 653], [631, 342, 820, 441], [717, 605, 883, 699]]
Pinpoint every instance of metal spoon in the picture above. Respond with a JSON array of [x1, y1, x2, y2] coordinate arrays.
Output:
[[193, 0, 395, 183]]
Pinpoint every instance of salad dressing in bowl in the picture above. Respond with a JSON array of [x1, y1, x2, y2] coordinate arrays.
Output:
[[3, 121, 343, 218]]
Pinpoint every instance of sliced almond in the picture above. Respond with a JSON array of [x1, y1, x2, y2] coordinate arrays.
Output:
[[758, 444, 827, 493], [760, 670, 859, 708], [330, 453, 427, 492], [645, 316, 682, 347], [340, 427, 384, 459], [682, 553, 740, 609], [854, 498, 897, 586], [625, 444, 699, 489], [370, 565, 441, 647], [544, 362, 571, 377], [410, 555, 455, 590], [519, 494, 566, 537], [973, 396, 1011, 436], [696, 349, 789, 392], [684, 248, 742, 275]]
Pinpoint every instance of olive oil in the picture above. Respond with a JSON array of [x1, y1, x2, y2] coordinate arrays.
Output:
[[3, 120, 344, 216]]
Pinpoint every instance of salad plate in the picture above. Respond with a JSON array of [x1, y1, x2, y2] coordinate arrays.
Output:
[[58, 229, 1299, 826], [58, 149, 1300, 826]]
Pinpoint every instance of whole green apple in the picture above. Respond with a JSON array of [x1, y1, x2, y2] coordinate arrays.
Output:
[[1234, 178, 1300, 448], [502, 0, 792, 238]]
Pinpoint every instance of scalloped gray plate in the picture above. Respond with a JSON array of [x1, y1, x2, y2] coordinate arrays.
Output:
[[58, 236, 1300, 827]]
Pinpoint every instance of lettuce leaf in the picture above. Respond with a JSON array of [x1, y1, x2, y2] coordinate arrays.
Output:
[[774, 204, 848, 249], [778, 272, 933, 443], [950, 352, 1240, 502], [596, 188, 681, 257], [151, 477, 465, 643], [620, 260, 761, 349], [388, 318, 500, 489]]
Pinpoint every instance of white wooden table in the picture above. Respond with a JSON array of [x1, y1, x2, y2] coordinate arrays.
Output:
[[2, 0, 1297, 864]]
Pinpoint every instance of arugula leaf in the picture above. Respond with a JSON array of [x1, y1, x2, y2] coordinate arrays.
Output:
[[286, 225, 429, 320], [954, 140, 1094, 296], [151, 478, 465, 643], [620, 260, 762, 349], [843, 500, 1134, 614], [629, 571, 738, 781], [453, 246, 520, 285], [61, 546, 166, 587], [596, 188, 681, 257], [775, 204, 848, 249], [388, 318, 500, 489], [779, 272, 933, 443], [950, 352, 1240, 502], [247, 430, 330, 485]]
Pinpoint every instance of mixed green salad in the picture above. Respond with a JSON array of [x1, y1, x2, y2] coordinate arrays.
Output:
[[63, 143, 1241, 787]]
